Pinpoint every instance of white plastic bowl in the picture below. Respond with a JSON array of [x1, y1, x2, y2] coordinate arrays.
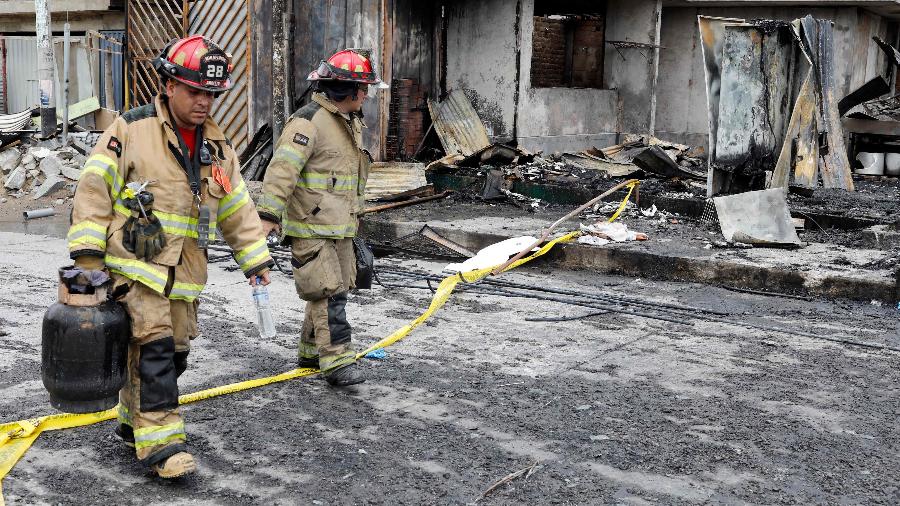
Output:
[[885, 153, 900, 176], [856, 152, 885, 175]]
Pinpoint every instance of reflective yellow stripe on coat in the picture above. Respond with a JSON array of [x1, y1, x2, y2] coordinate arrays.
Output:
[[67, 220, 107, 249], [154, 210, 218, 240], [81, 154, 124, 199], [104, 254, 168, 293], [235, 238, 270, 273], [296, 174, 358, 191], [257, 194, 286, 217], [271, 144, 308, 170], [217, 180, 250, 221], [282, 219, 357, 239], [169, 282, 205, 302]]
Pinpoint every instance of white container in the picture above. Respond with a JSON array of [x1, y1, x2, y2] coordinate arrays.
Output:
[[885, 153, 900, 176], [855, 152, 885, 175]]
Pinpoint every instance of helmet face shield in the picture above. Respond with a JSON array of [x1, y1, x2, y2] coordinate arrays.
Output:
[[307, 49, 389, 93]]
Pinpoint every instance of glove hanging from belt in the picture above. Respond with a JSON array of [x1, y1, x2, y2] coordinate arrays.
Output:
[[121, 184, 167, 261]]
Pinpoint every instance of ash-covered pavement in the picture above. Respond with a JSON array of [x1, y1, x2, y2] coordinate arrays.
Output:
[[1, 231, 899, 505]]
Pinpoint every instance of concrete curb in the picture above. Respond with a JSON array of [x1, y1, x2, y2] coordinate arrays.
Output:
[[361, 218, 898, 303]]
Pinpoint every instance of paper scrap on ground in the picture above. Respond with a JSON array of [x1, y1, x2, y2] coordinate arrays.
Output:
[[577, 222, 648, 246], [444, 236, 538, 273]]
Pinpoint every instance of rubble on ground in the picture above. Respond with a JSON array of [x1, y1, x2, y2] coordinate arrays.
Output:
[[2, 142, 85, 203]]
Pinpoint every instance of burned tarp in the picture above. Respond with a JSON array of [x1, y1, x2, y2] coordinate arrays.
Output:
[[597, 134, 704, 180], [700, 15, 853, 195]]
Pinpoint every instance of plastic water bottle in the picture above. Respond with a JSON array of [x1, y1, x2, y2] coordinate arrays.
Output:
[[252, 279, 276, 338]]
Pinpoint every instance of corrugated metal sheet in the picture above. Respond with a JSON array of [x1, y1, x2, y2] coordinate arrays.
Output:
[[365, 162, 427, 200], [99, 30, 125, 111], [4, 37, 40, 114], [0, 109, 33, 132], [0, 38, 6, 114], [190, 0, 251, 152], [127, 0, 183, 107], [427, 89, 491, 157], [4, 36, 93, 117]]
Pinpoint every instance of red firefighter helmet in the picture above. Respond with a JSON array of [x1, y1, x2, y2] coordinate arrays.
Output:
[[153, 35, 234, 93], [307, 49, 389, 88]]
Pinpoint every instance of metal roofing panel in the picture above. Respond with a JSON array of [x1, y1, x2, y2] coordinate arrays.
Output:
[[0, 109, 33, 131], [4, 37, 40, 115], [427, 89, 491, 157]]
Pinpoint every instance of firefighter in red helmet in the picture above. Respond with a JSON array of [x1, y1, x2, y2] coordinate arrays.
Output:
[[67, 35, 273, 478], [258, 49, 387, 386]]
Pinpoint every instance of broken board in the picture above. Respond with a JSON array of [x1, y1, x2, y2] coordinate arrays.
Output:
[[365, 162, 428, 201]]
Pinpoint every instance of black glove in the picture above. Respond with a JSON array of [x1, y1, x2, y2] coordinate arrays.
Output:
[[122, 216, 138, 254], [133, 215, 167, 261]]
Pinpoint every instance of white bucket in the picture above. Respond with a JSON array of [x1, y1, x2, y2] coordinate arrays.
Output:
[[855, 152, 885, 175], [885, 153, 900, 176]]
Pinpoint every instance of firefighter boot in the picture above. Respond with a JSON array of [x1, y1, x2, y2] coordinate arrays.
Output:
[[298, 355, 319, 369], [151, 451, 197, 479], [324, 362, 365, 386], [115, 424, 135, 448]]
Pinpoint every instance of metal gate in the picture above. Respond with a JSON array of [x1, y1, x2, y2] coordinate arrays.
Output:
[[126, 0, 183, 108], [126, 0, 251, 152], [189, 0, 251, 152]]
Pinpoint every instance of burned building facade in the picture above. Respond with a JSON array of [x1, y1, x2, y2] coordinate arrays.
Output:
[[247, 0, 898, 161]]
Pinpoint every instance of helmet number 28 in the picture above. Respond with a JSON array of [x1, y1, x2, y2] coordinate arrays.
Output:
[[206, 65, 225, 78]]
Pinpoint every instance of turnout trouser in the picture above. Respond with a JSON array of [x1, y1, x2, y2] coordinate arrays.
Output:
[[114, 274, 198, 467], [291, 238, 357, 371]]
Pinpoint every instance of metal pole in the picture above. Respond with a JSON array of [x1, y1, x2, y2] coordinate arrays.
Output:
[[283, 9, 293, 119], [62, 22, 70, 140], [35, 0, 57, 138], [271, 0, 286, 140]]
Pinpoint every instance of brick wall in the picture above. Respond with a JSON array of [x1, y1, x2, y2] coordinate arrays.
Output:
[[571, 17, 604, 88], [386, 78, 428, 161], [531, 17, 567, 88]]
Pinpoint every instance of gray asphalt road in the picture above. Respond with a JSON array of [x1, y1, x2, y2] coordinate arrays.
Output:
[[1, 231, 898, 505]]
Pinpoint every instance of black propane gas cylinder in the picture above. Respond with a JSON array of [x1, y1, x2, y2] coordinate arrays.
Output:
[[42, 269, 130, 413]]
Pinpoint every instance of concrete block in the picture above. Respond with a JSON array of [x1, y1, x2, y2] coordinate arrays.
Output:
[[0, 149, 22, 174], [60, 165, 82, 181], [4, 166, 27, 190], [55, 148, 77, 161], [36, 138, 62, 150], [32, 175, 67, 199], [39, 155, 63, 177], [28, 147, 52, 160]]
